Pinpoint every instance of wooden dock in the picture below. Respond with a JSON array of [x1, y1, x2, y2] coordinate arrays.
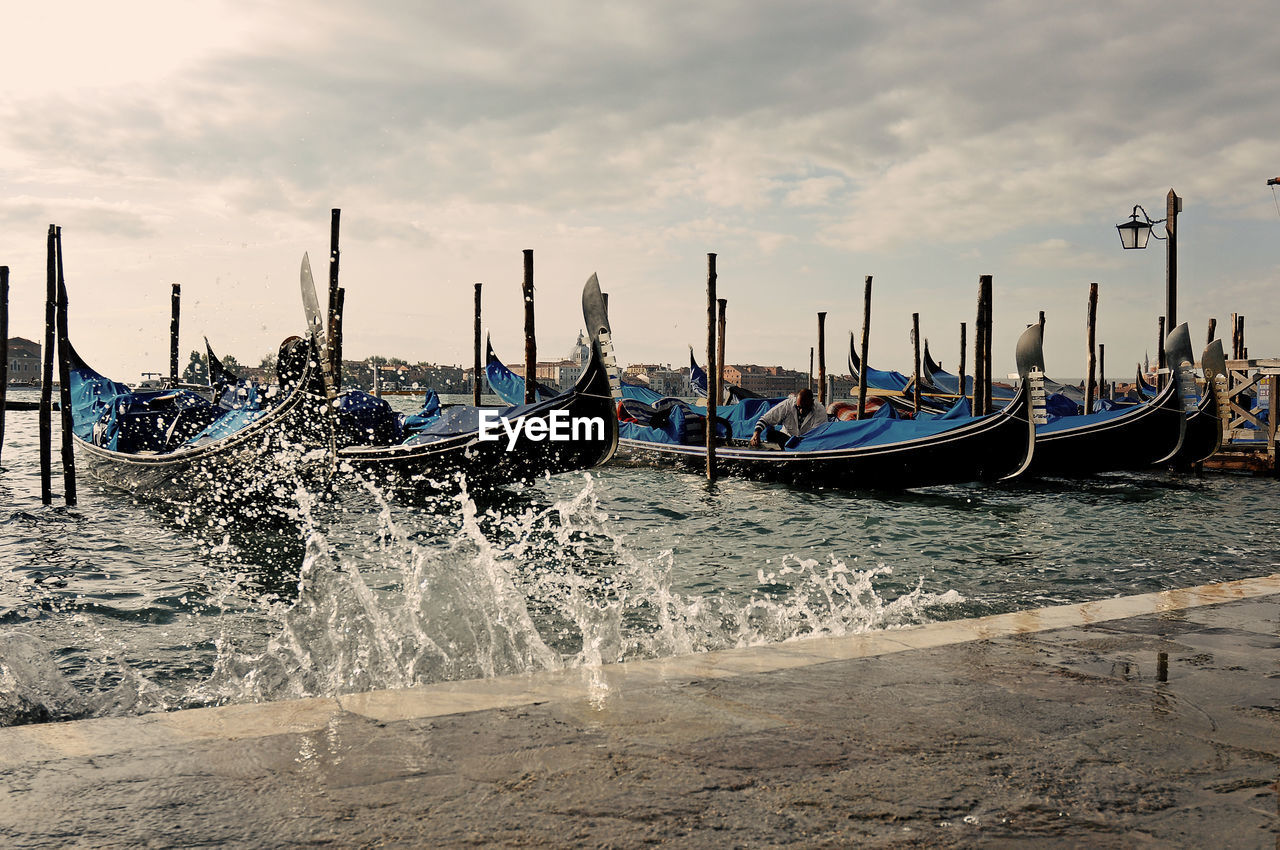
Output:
[[1202, 357, 1278, 474]]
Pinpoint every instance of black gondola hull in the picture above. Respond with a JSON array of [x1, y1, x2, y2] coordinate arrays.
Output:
[[616, 380, 1036, 489], [1026, 377, 1186, 477], [67, 339, 329, 516], [336, 275, 619, 495]]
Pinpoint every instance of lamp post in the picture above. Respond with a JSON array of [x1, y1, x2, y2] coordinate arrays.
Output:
[[1116, 189, 1181, 333]]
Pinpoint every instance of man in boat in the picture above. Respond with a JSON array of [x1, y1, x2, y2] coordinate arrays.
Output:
[[748, 387, 830, 448]]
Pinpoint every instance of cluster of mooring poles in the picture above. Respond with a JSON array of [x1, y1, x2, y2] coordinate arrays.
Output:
[[1, 266, 8, 464], [466, 249, 539, 408], [30, 225, 78, 506], [11, 183, 1277, 496]]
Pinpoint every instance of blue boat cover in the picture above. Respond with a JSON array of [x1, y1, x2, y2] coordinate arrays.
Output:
[[184, 403, 267, 446], [1044, 393, 1082, 419], [399, 390, 442, 436], [779, 413, 974, 452], [401, 388, 592, 446], [1037, 403, 1134, 434], [621, 392, 994, 452], [620, 381, 663, 405], [690, 352, 708, 398], [914, 397, 971, 421], [927, 368, 1017, 402], [860, 364, 911, 393], [68, 365, 133, 441], [620, 404, 687, 445], [486, 355, 555, 405], [715, 398, 780, 440], [331, 390, 401, 446], [488, 344, 658, 407]]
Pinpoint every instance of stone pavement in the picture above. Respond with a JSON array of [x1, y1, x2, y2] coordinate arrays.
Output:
[[1, 575, 1277, 848]]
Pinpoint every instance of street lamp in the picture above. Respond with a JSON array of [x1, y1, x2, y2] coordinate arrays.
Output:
[[1115, 205, 1165, 250], [1117, 188, 1182, 337]]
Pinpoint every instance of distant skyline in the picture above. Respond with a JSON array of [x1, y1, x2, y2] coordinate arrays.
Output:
[[2, 1, 1277, 384]]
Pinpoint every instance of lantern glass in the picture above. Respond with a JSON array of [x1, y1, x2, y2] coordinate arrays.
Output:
[[1116, 219, 1152, 250]]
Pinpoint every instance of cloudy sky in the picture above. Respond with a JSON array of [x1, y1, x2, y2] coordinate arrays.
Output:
[[3, 0, 1277, 384]]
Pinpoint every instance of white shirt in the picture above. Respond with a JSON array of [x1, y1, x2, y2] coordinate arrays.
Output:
[[753, 396, 830, 438]]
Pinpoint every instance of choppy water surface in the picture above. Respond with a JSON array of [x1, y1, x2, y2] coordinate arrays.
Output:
[[2, 391, 1278, 726]]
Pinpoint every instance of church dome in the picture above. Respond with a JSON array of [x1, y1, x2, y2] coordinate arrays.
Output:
[[568, 331, 591, 367]]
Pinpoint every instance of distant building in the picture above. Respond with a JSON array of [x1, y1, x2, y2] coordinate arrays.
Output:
[[502, 359, 582, 392], [341, 360, 466, 393], [568, 332, 591, 368], [648, 367, 690, 397], [826, 374, 856, 399], [488, 332, 596, 392], [722, 364, 809, 397], [623, 364, 664, 382], [7, 338, 40, 385]]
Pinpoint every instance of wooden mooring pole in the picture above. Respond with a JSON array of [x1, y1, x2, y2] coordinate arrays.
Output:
[[1100, 343, 1108, 401], [957, 322, 967, 409], [473, 283, 483, 406], [973, 276, 993, 417], [1157, 316, 1167, 389], [705, 253, 717, 481], [333, 287, 345, 386], [972, 283, 986, 417], [54, 229, 76, 506], [817, 312, 827, 405], [808, 347, 813, 391], [1085, 283, 1098, 414], [1230, 312, 1239, 359], [169, 283, 180, 384], [0, 266, 8, 463], [856, 276, 872, 419], [1165, 189, 1180, 332], [40, 226, 55, 505], [1206, 318, 1217, 348], [982, 276, 993, 415], [328, 209, 342, 390], [911, 313, 921, 415], [716, 298, 727, 404], [523, 250, 536, 404]]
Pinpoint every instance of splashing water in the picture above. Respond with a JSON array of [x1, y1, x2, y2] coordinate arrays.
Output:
[[194, 473, 960, 707], [8, 399, 1274, 726]]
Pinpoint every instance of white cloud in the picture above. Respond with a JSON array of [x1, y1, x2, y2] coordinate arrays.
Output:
[[1009, 239, 1123, 271], [0, 0, 1278, 378]]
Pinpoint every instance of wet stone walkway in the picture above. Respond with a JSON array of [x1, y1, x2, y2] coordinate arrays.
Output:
[[1, 575, 1278, 848]]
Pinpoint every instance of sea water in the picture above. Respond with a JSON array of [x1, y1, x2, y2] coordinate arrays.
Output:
[[2, 391, 1278, 726]]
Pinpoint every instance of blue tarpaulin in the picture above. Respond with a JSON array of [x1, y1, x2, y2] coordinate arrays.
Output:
[[400, 390, 442, 436], [486, 355, 555, 405], [781, 412, 980, 451], [914, 397, 971, 421], [332, 390, 401, 447], [1037, 404, 1134, 434]]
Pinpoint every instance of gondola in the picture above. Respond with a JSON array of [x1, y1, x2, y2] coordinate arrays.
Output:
[[1171, 338, 1225, 468], [596, 323, 1043, 489], [333, 274, 620, 494], [66, 314, 326, 512], [1134, 366, 1158, 400], [1022, 323, 1191, 477], [490, 321, 1042, 488]]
